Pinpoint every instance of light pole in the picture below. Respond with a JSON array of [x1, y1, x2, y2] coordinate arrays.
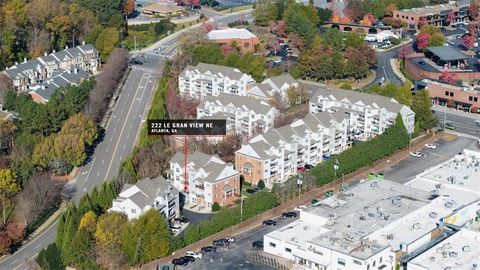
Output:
[[333, 159, 339, 182], [297, 174, 303, 207], [240, 195, 244, 225]]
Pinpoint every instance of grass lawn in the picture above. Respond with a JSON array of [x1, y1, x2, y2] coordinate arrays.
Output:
[[220, 4, 253, 14]]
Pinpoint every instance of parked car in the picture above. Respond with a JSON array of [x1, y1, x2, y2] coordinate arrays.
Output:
[[294, 205, 307, 211], [418, 60, 426, 65], [129, 58, 143, 65], [182, 256, 195, 263], [226, 236, 236, 243], [175, 217, 189, 224], [169, 225, 181, 233], [263, 219, 277, 226], [252, 240, 264, 248], [282, 211, 298, 218], [410, 151, 422, 158], [246, 188, 260, 194], [172, 257, 188, 266], [311, 199, 319, 205], [425, 143, 437, 149], [185, 251, 202, 259], [445, 122, 455, 130], [213, 238, 230, 246], [475, 120, 480, 127], [201, 246, 217, 252]]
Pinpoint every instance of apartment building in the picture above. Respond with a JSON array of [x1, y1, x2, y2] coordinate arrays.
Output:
[[168, 151, 240, 209], [416, 79, 480, 112], [309, 87, 415, 138], [197, 93, 278, 138], [247, 74, 299, 101], [207, 28, 259, 53], [235, 111, 349, 186], [392, 1, 469, 30], [108, 176, 180, 221], [178, 63, 256, 98], [2, 43, 99, 94]]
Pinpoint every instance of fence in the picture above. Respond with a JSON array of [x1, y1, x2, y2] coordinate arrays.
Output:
[[245, 251, 294, 270]]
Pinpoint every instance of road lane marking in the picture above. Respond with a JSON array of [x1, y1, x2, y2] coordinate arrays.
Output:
[[106, 148, 109, 153], [102, 160, 105, 164], [430, 153, 447, 158], [34, 244, 41, 249], [10, 259, 18, 265]]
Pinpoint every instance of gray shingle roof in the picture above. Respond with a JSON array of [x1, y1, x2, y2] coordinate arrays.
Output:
[[121, 176, 175, 209], [181, 63, 251, 81], [200, 93, 274, 115], [426, 46, 468, 62], [265, 74, 297, 89]]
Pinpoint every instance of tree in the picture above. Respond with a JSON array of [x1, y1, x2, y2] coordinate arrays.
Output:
[[211, 202, 221, 212], [123, 0, 135, 16], [32, 135, 56, 168], [462, 35, 476, 50], [37, 243, 65, 270], [0, 119, 17, 154], [257, 180, 265, 190], [95, 27, 119, 62], [412, 90, 437, 131], [285, 9, 317, 46], [253, 0, 278, 26], [385, 3, 398, 17], [0, 169, 19, 224], [79, 211, 97, 231], [53, 134, 86, 167], [361, 13, 376, 26], [468, 23, 478, 38], [69, 228, 97, 269], [191, 43, 224, 64], [439, 69, 458, 84], [416, 32, 430, 51], [345, 32, 365, 49], [345, 0, 364, 22], [317, 7, 332, 23], [59, 113, 98, 145], [94, 213, 127, 269], [394, 82, 413, 107], [16, 172, 63, 224], [122, 209, 172, 265], [469, 3, 479, 20], [430, 33, 445, 47]]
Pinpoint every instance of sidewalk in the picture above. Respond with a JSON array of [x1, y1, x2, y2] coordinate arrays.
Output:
[[390, 58, 407, 83], [432, 105, 480, 120]]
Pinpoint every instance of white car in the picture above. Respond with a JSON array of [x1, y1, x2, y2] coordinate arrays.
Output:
[[294, 205, 307, 211], [410, 151, 422, 158], [226, 236, 235, 243], [185, 251, 202, 259], [425, 143, 437, 149]]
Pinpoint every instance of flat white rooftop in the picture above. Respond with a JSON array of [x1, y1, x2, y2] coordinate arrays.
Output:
[[405, 178, 480, 206], [418, 149, 480, 195], [207, 28, 257, 40], [408, 221, 480, 270], [266, 219, 330, 249]]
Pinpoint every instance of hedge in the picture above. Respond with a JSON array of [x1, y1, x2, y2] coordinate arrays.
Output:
[[311, 114, 410, 186], [183, 191, 279, 245]]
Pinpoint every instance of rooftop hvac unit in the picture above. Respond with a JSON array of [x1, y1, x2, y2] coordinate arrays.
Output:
[[359, 215, 366, 221], [445, 201, 454, 208], [462, 245, 471, 252], [449, 251, 458, 258], [386, 234, 394, 240]]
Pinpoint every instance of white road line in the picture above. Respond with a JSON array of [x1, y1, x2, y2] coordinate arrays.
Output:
[[106, 148, 109, 153], [96, 171, 100, 177], [34, 244, 42, 249], [102, 159, 105, 164], [10, 259, 18, 265]]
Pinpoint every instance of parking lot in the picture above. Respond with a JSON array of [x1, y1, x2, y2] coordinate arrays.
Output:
[[175, 215, 299, 270], [381, 136, 477, 183]]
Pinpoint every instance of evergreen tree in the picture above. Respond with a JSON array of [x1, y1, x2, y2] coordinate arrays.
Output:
[[412, 90, 438, 131], [37, 243, 65, 270]]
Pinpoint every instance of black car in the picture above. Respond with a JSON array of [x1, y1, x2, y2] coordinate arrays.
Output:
[[129, 59, 143, 65], [172, 257, 188, 266], [246, 188, 258, 194], [282, 211, 297, 218], [175, 217, 189, 224], [213, 238, 230, 246], [263, 219, 277, 226], [182, 255, 195, 263], [201, 245, 217, 252], [252, 240, 264, 248]]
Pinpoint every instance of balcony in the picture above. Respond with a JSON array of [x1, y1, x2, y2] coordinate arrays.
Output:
[[168, 201, 176, 209], [195, 184, 205, 190]]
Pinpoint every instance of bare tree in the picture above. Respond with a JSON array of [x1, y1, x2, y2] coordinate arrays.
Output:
[[83, 48, 128, 123], [0, 74, 13, 105], [268, 92, 289, 113], [16, 172, 63, 224]]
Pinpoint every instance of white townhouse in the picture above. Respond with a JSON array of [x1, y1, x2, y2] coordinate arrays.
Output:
[[108, 176, 180, 221], [2, 43, 99, 101], [178, 63, 256, 98], [309, 87, 415, 138], [167, 151, 241, 209], [197, 93, 278, 138], [247, 74, 299, 101], [235, 110, 349, 186]]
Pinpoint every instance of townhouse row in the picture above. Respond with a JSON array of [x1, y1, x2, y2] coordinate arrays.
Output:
[[2, 43, 100, 103]]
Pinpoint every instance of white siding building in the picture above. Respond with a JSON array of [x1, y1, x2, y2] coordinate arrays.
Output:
[[197, 93, 278, 138], [178, 63, 256, 98], [247, 74, 299, 101], [309, 87, 415, 137], [109, 176, 179, 221]]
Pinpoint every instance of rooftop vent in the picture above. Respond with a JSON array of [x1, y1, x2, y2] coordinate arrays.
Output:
[[386, 234, 394, 240], [392, 197, 402, 207], [448, 251, 458, 258], [359, 215, 366, 221], [462, 245, 471, 252], [429, 212, 438, 218], [370, 181, 379, 188], [412, 223, 421, 230], [429, 256, 435, 262], [445, 201, 453, 208]]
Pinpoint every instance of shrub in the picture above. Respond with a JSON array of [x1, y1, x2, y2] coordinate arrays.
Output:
[[340, 82, 353, 90], [311, 114, 409, 186], [211, 202, 221, 212], [257, 180, 265, 190]]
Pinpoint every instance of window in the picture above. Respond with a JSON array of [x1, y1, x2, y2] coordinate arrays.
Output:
[[373, 260, 376, 267], [470, 96, 473, 101], [338, 258, 346, 266], [285, 248, 292, 253], [269, 242, 276, 247], [445, 91, 449, 96], [131, 209, 136, 214], [380, 257, 382, 263], [475, 97, 478, 102], [450, 92, 454, 97], [244, 42, 249, 48], [353, 259, 362, 265]]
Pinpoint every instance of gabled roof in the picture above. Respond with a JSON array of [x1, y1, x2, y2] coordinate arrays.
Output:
[[117, 176, 176, 209], [262, 74, 297, 89], [181, 63, 253, 82], [199, 93, 276, 115], [207, 28, 257, 40]]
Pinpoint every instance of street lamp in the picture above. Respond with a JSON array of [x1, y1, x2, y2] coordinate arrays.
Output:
[[333, 159, 339, 181], [297, 174, 303, 207]]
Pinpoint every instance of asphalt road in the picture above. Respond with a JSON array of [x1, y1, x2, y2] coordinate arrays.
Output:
[[0, 10, 253, 270], [434, 110, 480, 138], [366, 42, 411, 88], [178, 216, 298, 270]]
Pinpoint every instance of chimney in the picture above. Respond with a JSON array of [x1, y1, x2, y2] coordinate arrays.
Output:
[[44, 52, 48, 56], [65, 45, 68, 50], [67, 69, 71, 74], [74, 68, 78, 74], [82, 41, 86, 46], [23, 58, 27, 63], [53, 49, 56, 53], [14, 62, 18, 66], [41, 84, 46, 90]]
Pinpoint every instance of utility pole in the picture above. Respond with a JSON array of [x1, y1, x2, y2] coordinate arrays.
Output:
[[240, 195, 244, 224], [333, 159, 339, 182], [297, 175, 303, 207], [134, 35, 137, 51]]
